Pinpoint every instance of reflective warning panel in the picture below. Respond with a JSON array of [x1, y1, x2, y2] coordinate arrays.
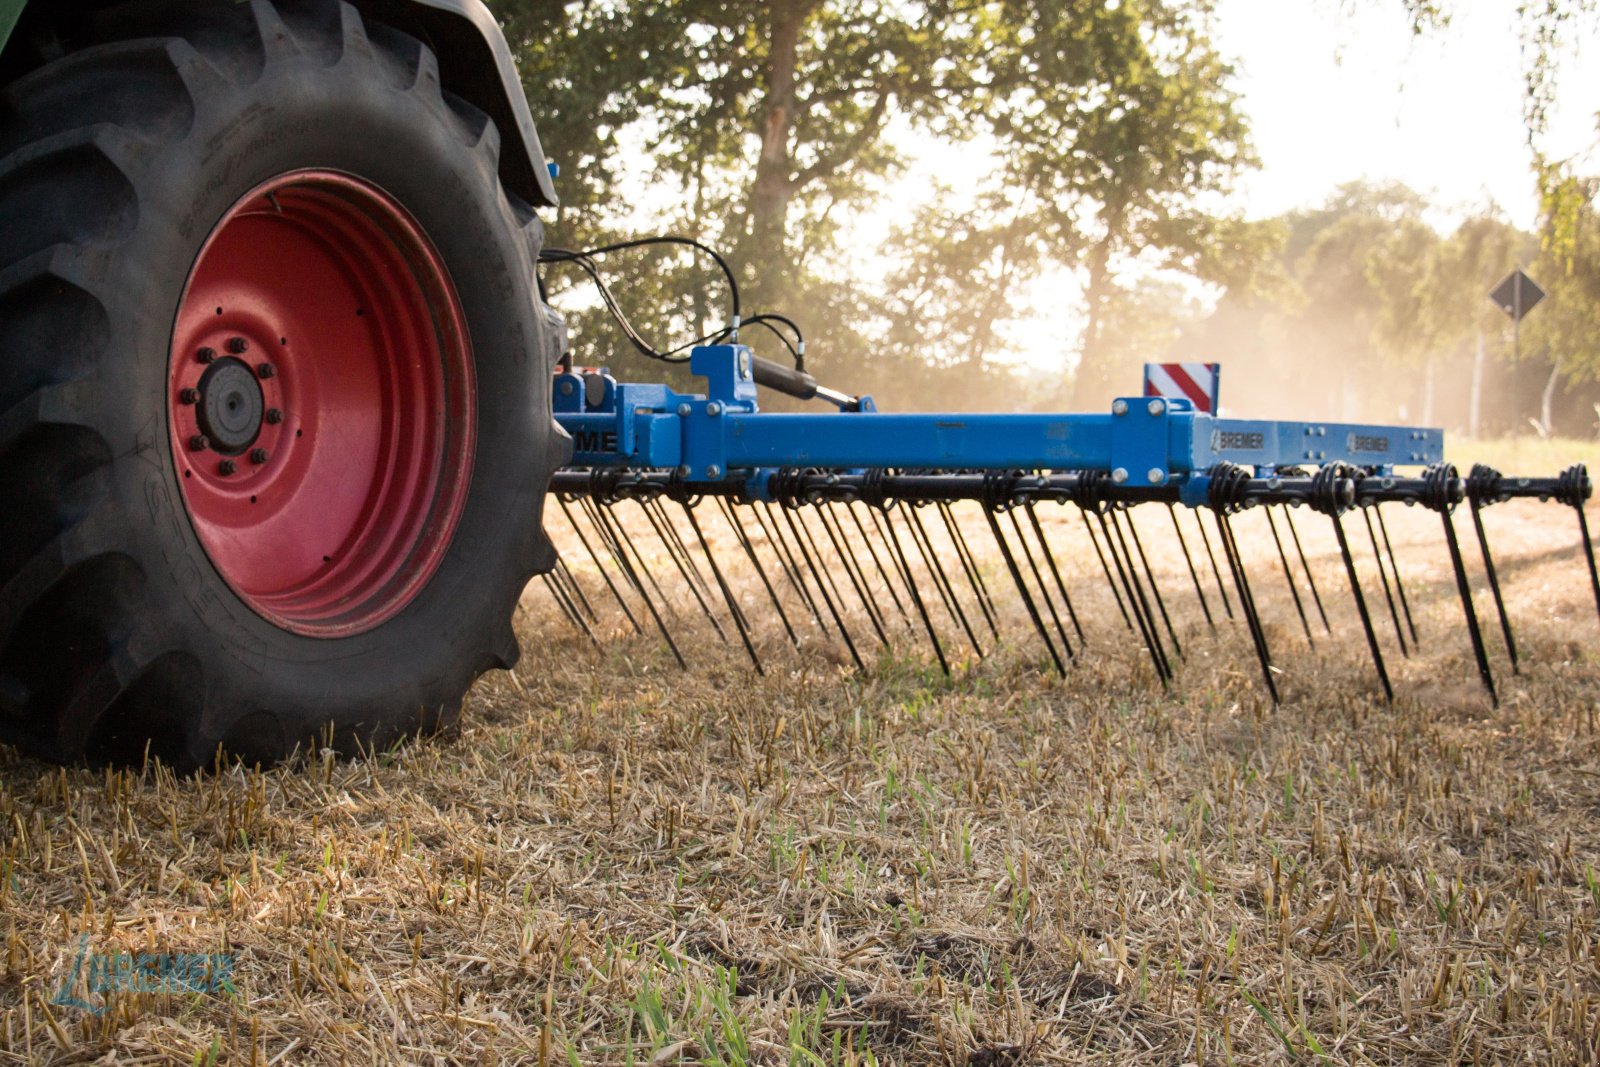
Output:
[[1144, 362, 1220, 415]]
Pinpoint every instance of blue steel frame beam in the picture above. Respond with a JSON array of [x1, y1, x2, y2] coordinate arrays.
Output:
[[553, 345, 1444, 497]]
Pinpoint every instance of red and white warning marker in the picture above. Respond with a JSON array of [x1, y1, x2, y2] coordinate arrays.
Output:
[[1143, 362, 1220, 415]]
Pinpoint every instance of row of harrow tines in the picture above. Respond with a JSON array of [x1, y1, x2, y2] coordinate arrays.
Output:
[[531, 342, 1594, 705], [541, 457, 1596, 706]]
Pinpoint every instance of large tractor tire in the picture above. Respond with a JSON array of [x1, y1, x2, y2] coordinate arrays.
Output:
[[0, 0, 564, 768]]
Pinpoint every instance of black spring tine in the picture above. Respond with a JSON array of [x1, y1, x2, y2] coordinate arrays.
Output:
[[1374, 505, 1419, 644], [1167, 503, 1216, 631], [587, 496, 677, 615], [1264, 507, 1315, 648], [881, 505, 950, 675], [908, 504, 985, 656], [681, 502, 763, 675], [1192, 507, 1236, 621], [649, 498, 716, 602], [1215, 511, 1279, 704], [554, 555, 600, 623], [1468, 498, 1519, 674], [794, 506, 857, 632], [817, 502, 891, 648], [984, 505, 1065, 676], [1578, 502, 1600, 632], [757, 500, 830, 636], [1080, 508, 1135, 631], [1361, 506, 1410, 658], [845, 502, 913, 629], [1328, 511, 1393, 702], [940, 501, 1001, 638], [779, 503, 865, 670], [639, 499, 729, 643], [557, 496, 644, 636], [1007, 507, 1075, 662], [718, 497, 801, 648], [1105, 508, 1173, 683], [587, 500, 689, 669], [540, 571, 581, 629], [824, 502, 893, 639], [1284, 508, 1331, 633], [1025, 501, 1087, 647], [543, 573, 599, 646], [1441, 508, 1497, 705], [1123, 506, 1182, 661]]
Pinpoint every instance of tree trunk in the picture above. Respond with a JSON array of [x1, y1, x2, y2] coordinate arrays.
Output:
[[1537, 361, 1559, 438], [744, 0, 807, 304], [1071, 225, 1119, 409]]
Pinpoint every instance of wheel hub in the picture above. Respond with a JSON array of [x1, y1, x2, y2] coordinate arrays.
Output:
[[195, 358, 265, 454], [167, 170, 476, 638]]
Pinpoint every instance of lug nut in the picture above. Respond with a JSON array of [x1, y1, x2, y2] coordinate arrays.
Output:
[[189, 434, 210, 452], [197, 347, 216, 364], [179, 388, 200, 405], [250, 448, 269, 465], [257, 363, 275, 380], [227, 337, 250, 354], [265, 408, 283, 425], [218, 459, 236, 476]]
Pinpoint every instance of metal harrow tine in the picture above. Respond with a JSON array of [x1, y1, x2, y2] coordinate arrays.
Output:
[[1374, 505, 1419, 643], [984, 500, 1066, 676], [553, 555, 599, 623], [794, 506, 858, 638], [585, 495, 677, 619], [586, 497, 689, 668], [639, 499, 729, 643], [757, 500, 830, 637], [1025, 501, 1086, 648], [1283, 508, 1331, 633], [680, 501, 763, 674], [816, 502, 891, 648], [1106, 508, 1173, 683], [1122, 505, 1181, 660], [1191, 507, 1236, 621], [1168, 502, 1217, 631], [1215, 509, 1278, 704], [556, 495, 644, 636], [1466, 466, 1519, 673], [907, 503, 985, 656], [542, 572, 599, 646], [648, 498, 714, 602], [940, 501, 1001, 639], [777, 502, 864, 670], [1007, 506, 1075, 663], [1566, 464, 1600, 630], [1264, 506, 1315, 648], [1308, 465, 1392, 702], [1361, 505, 1410, 657], [1419, 465, 1496, 702], [879, 502, 950, 675], [716, 497, 801, 648], [846, 502, 914, 630], [1080, 509, 1135, 632]]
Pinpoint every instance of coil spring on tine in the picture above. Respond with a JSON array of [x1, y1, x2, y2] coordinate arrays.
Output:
[[1466, 463, 1503, 507], [1557, 463, 1593, 508]]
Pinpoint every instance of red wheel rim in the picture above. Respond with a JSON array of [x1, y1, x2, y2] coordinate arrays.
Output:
[[168, 171, 476, 637]]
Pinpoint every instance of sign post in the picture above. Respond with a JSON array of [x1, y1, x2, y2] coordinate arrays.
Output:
[[1489, 268, 1546, 365]]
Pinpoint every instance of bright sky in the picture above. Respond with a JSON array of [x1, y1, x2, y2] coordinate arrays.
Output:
[[1214, 0, 1599, 229]]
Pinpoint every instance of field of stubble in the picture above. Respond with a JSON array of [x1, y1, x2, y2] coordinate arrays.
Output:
[[3, 444, 1599, 1065]]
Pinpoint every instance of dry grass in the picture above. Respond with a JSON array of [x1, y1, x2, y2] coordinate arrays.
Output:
[[3, 485, 1600, 1065]]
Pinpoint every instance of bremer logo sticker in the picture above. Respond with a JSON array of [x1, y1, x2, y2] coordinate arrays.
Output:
[[1348, 433, 1389, 453], [1211, 430, 1264, 451], [573, 429, 619, 453]]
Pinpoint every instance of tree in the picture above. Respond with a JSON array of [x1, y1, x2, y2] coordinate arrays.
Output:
[[493, 0, 1255, 395]]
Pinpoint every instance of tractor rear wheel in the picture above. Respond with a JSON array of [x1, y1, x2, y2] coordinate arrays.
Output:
[[0, 0, 563, 767]]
